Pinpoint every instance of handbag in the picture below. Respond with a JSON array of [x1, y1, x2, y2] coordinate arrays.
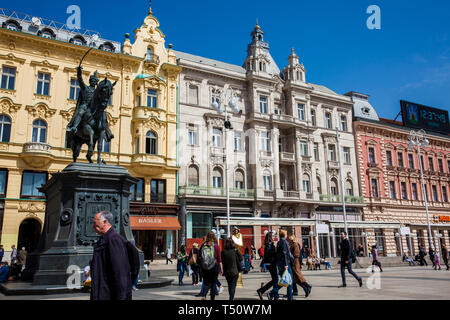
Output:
[[235, 249, 244, 272], [188, 253, 197, 265], [278, 269, 292, 287]]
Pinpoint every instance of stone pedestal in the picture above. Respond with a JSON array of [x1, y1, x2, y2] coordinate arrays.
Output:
[[23, 163, 147, 286]]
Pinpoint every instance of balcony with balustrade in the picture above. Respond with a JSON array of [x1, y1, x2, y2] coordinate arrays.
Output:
[[20, 142, 53, 168], [179, 186, 255, 199]]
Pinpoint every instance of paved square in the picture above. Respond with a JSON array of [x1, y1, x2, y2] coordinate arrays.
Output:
[[0, 266, 449, 300]]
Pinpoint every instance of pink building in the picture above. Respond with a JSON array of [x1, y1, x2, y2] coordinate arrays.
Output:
[[350, 92, 450, 257]]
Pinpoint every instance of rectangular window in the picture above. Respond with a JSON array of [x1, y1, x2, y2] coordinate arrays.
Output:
[[368, 147, 376, 164], [147, 89, 158, 108], [310, 110, 316, 126], [432, 185, 438, 202], [325, 112, 332, 129], [340, 116, 347, 132], [343, 147, 351, 164], [443, 186, 448, 202], [328, 145, 336, 161], [274, 104, 281, 115], [389, 181, 396, 199], [212, 128, 222, 147], [190, 213, 212, 239], [36, 72, 50, 96], [21, 171, 47, 198], [412, 183, 418, 200], [188, 126, 197, 146], [188, 85, 198, 105], [408, 154, 414, 169], [259, 96, 268, 114], [0, 169, 7, 196], [371, 179, 379, 198], [261, 131, 270, 151], [428, 157, 434, 172], [263, 175, 272, 191], [69, 78, 80, 100], [300, 140, 308, 156], [438, 159, 444, 173], [313, 143, 319, 161], [401, 182, 408, 200], [212, 175, 222, 188], [302, 180, 311, 193], [1, 66, 16, 90], [397, 152, 404, 168], [234, 132, 242, 151], [151, 179, 166, 203], [386, 151, 393, 166], [130, 178, 144, 202], [297, 104, 305, 120]]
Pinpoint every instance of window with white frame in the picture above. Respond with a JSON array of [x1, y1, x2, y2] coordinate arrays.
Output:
[[188, 125, 197, 146], [36, 72, 50, 96], [188, 85, 198, 105], [340, 115, 347, 131], [401, 181, 407, 199], [389, 181, 396, 199], [69, 78, 80, 100], [263, 171, 272, 190], [325, 112, 332, 129], [328, 145, 336, 161], [146, 131, 157, 155], [1, 66, 16, 90], [297, 103, 305, 120], [147, 89, 158, 108], [302, 174, 311, 193], [32, 119, 47, 143], [259, 96, 268, 114], [212, 168, 222, 188], [330, 178, 339, 195], [300, 140, 308, 156], [235, 170, 245, 189], [260, 131, 270, 151], [345, 180, 354, 196], [212, 128, 222, 147], [310, 109, 316, 126], [0, 114, 11, 143], [343, 147, 351, 164], [234, 131, 242, 151], [313, 143, 319, 161]]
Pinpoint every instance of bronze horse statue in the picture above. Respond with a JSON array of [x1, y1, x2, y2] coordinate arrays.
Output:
[[68, 77, 116, 164]]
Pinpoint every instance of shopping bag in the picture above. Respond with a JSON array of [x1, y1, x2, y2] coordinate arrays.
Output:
[[188, 265, 193, 276], [278, 269, 292, 287]]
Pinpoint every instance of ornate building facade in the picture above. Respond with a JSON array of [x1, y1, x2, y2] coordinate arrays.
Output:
[[0, 6, 181, 260], [177, 24, 364, 257], [352, 93, 450, 256]]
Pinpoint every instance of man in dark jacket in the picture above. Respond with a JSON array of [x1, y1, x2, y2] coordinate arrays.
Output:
[[270, 230, 294, 300], [91, 211, 132, 300], [339, 231, 362, 288], [418, 246, 427, 266]]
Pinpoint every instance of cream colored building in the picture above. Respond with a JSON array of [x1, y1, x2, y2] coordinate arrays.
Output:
[[0, 6, 181, 260]]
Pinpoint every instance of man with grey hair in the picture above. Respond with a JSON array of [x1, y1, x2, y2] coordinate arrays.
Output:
[[90, 211, 132, 300]]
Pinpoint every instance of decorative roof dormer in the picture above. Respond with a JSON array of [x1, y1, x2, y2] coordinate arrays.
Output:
[[243, 21, 280, 77], [282, 48, 306, 83]]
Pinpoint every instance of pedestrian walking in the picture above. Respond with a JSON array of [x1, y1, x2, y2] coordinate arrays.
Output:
[[10, 245, 17, 265], [0, 245, 4, 263], [428, 247, 435, 266], [0, 262, 9, 283], [90, 211, 134, 300], [188, 243, 200, 285], [433, 250, 441, 270], [258, 247, 264, 260], [166, 248, 173, 264], [269, 229, 294, 300], [243, 248, 253, 274], [251, 245, 257, 260], [256, 231, 277, 300], [339, 231, 362, 288], [198, 231, 222, 300], [419, 246, 427, 266], [287, 235, 312, 298], [371, 245, 383, 272], [441, 244, 449, 270], [221, 238, 243, 300], [177, 245, 188, 285]]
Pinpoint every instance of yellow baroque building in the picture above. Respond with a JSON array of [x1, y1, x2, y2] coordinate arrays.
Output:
[[0, 6, 181, 260]]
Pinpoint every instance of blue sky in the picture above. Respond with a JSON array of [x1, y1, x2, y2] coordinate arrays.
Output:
[[8, 0, 450, 120]]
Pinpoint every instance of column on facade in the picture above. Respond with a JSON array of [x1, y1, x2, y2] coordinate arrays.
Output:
[[295, 136, 302, 193], [294, 226, 302, 241], [383, 229, 396, 256], [443, 230, 449, 247], [309, 226, 316, 255], [331, 227, 337, 258], [254, 225, 262, 253], [400, 231, 409, 255], [272, 126, 281, 196], [366, 229, 376, 256], [411, 229, 419, 254]]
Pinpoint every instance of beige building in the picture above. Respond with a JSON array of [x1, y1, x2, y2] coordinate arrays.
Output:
[[0, 6, 181, 260]]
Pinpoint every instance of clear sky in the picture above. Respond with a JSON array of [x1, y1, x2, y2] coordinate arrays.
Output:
[[6, 0, 450, 120]]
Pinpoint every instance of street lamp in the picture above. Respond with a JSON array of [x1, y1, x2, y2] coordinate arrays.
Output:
[[408, 129, 433, 250], [335, 118, 348, 235], [211, 87, 241, 238]]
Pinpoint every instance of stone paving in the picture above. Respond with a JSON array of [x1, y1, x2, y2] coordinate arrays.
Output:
[[0, 266, 449, 300]]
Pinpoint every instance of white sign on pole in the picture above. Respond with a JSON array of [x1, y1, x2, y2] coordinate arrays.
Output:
[[400, 227, 411, 235], [316, 224, 330, 234]]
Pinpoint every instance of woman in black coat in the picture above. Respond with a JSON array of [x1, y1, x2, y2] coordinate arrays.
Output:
[[221, 238, 243, 300], [256, 231, 278, 300]]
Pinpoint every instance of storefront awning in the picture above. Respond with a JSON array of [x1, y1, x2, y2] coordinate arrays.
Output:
[[130, 216, 181, 230]]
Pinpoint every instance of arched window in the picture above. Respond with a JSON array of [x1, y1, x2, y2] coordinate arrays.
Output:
[[38, 28, 56, 40], [32, 119, 47, 143], [302, 174, 311, 193], [70, 35, 86, 46], [3, 20, 22, 32], [330, 178, 339, 196], [145, 131, 157, 155], [316, 177, 322, 194], [0, 114, 11, 143], [100, 42, 115, 52], [263, 170, 272, 191], [147, 47, 153, 62], [345, 179, 354, 196], [212, 167, 222, 188], [235, 170, 245, 189], [188, 165, 199, 186]]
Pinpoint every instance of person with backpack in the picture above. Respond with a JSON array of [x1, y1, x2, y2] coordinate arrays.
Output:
[[371, 245, 383, 272], [177, 245, 188, 285], [257, 231, 277, 300], [221, 238, 243, 300], [91, 211, 137, 300], [198, 231, 222, 300], [188, 243, 200, 285], [339, 231, 362, 288]]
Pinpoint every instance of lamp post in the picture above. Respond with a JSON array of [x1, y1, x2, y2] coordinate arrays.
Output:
[[335, 118, 348, 234], [212, 87, 240, 238], [408, 129, 433, 250]]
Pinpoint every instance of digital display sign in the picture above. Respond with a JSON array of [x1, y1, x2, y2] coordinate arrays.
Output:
[[401, 100, 450, 134]]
